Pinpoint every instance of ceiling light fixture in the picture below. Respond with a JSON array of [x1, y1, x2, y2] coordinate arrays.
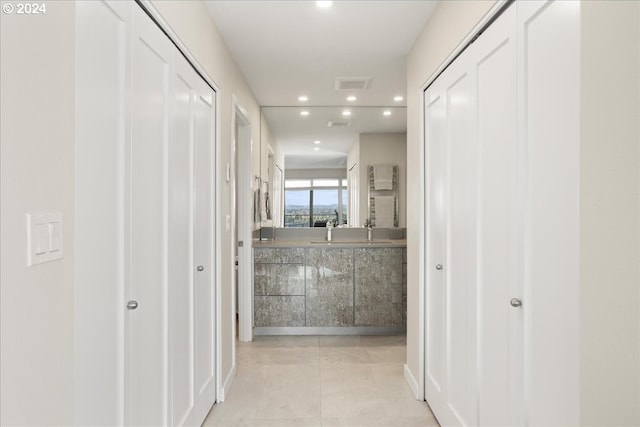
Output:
[[383, 110, 392, 116], [346, 95, 357, 102], [300, 110, 310, 116], [316, 1, 333, 8], [298, 95, 308, 102], [314, 140, 321, 144], [342, 110, 351, 117], [314, 147, 320, 151], [394, 95, 404, 102]]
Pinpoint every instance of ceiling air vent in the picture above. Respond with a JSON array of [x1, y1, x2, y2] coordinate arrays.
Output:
[[335, 76, 372, 91], [328, 120, 351, 127]]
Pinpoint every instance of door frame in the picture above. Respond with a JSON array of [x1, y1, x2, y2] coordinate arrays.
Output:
[[231, 98, 253, 343]]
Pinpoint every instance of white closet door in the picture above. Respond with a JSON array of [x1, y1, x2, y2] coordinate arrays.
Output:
[[518, 1, 580, 424], [474, 5, 522, 425], [425, 4, 521, 426], [169, 53, 197, 427], [169, 46, 216, 427], [192, 66, 216, 425], [424, 84, 448, 419], [127, 5, 173, 426], [424, 50, 478, 426], [75, 1, 131, 424], [445, 57, 478, 427], [425, 1, 580, 425]]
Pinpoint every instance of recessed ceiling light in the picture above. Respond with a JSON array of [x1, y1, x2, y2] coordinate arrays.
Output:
[[346, 95, 357, 102], [342, 110, 351, 117], [394, 95, 404, 102], [314, 140, 321, 144], [298, 95, 308, 102], [383, 110, 392, 116], [314, 147, 320, 151], [300, 111, 310, 116], [316, 1, 333, 8]]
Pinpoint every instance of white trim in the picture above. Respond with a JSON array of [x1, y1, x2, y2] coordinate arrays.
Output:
[[418, 0, 509, 405], [404, 364, 420, 399], [213, 89, 223, 408], [416, 81, 426, 402], [218, 363, 237, 403], [232, 97, 254, 344]]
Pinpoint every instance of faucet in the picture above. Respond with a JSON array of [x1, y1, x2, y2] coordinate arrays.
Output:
[[367, 225, 373, 242], [326, 221, 333, 241]]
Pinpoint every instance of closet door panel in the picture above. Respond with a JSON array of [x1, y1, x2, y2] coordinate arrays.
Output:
[[475, 5, 521, 425], [193, 74, 217, 424], [75, 1, 131, 424], [519, 1, 581, 425], [128, 6, 173, 426], [425, 89, 447, 402], [169, 56, 197, 427], [445, 68, 477, 426]]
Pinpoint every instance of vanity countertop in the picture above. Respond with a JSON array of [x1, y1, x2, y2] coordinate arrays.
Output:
[[252, 239, 407, 248]]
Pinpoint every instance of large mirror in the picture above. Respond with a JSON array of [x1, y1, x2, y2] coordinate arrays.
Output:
[[260, 106, 407, 228]]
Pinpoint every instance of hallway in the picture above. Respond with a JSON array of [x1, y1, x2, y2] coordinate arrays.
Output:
[[203, 335, 438, 426]]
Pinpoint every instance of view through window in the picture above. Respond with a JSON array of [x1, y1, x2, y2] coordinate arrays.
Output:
[[284, 178, 347, 227]]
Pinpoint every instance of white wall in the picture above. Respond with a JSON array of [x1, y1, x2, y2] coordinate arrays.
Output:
[[405, 0, 508, 399], [357, 133, 407, 227], [149, 0, 263, 396], [580, 1, 640, 424], [0, 1, 76, 425]]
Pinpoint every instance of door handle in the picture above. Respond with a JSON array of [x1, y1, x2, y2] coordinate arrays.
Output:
[[127, 300, 138, 310], [435, 264, 443, 271], [510, 298, 522, 308], [197, 265, 204, 272]]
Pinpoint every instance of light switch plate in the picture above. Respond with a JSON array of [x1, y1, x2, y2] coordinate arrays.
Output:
[[26, 212, 63, 266]]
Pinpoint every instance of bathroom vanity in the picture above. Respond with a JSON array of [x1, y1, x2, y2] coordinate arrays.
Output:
[[252, 228, 406, 335]]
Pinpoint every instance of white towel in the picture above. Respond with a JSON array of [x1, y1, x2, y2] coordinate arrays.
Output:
[[374, 196, 395, 228], [373, 165, 393, 190]]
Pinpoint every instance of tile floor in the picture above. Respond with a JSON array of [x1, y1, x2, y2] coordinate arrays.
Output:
[[202, 335, 440, 427]]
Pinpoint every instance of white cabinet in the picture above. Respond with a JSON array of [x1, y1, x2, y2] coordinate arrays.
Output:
[[75, 2, 216, 426], [424, 1, 580, 425]]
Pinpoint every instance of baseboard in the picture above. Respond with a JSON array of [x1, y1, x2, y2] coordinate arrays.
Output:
[[404, 364, 420, 399], [219, 363, 237, 402]]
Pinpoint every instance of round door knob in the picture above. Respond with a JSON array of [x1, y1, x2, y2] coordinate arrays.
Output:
[[197, 265, 204, 272], [435, 264, 443, 271], [510, 298, 522, 308], [127, 300, 138, 310]]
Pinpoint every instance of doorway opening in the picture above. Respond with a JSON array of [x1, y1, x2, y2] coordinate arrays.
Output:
[[232, 99, 253, 344]]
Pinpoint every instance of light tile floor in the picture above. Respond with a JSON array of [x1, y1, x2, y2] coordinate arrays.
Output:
[[203, 335, 440, 427]]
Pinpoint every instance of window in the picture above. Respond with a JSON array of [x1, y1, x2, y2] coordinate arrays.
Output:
[[284, 178, 348, 227]]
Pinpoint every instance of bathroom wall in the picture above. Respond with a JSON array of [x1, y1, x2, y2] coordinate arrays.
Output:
[[357, 133, 407, 228]]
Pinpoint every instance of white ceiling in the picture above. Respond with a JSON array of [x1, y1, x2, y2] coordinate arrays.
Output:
[[205, 0, 437, 167]]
